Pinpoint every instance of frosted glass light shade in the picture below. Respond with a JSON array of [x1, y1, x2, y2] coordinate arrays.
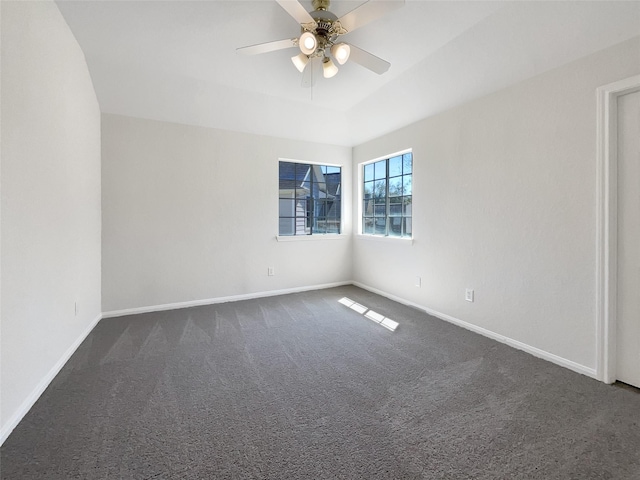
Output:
[[331, 43, 350, 65], [291, 53, 309, 73], [299, 32, 317, 55], [322, 58, 338, 78]]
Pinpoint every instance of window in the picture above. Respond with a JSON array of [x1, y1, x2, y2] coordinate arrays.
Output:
[[362, 152, 412, 237], [279, 161, 341, 236]]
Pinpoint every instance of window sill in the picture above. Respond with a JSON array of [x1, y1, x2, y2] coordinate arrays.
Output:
[[276, 234, 349, 242], [355, 234, 414, 245]]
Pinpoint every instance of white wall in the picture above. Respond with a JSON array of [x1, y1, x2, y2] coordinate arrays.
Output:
[[1, 4, 635, 449], [1, 1, 101, 443], [101, 114, 352, 313], [352, 37, 640, 374]]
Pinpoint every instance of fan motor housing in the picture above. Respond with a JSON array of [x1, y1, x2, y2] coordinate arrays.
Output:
[[316, 20, 333, 35], [310, 8, 338, 40]]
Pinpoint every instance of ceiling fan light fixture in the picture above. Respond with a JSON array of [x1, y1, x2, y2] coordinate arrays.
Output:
[[291, 53, 309, 72], [322, 57, 338, 78], [237, 0, 402, 83], [299, 31, 317, 55], [331, 43, 350, 65]]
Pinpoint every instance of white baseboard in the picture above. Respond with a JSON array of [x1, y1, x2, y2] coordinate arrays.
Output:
[[352, 281, 598, 379], [101, 281, 353, 319], [2, 280, 598, 447], [0, 313, 103, 446], [2, 282, 351, 446]]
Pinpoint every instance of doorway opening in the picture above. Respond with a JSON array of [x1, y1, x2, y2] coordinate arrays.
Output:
[[596, 75, 640, 386]]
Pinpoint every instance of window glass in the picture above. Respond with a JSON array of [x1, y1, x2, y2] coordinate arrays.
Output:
[[389, 156, 402, 177], [279, 161, 342, 236], [403, 176, 412, 195], [403, 154, 412, 174], [361, 152, 412, 238], [364, 163, 374, 182], [363, 218, 374, 234], [389, 177, 402, 196]]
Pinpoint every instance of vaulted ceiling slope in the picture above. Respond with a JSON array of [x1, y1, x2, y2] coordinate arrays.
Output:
[[56, 1, 640, 147]]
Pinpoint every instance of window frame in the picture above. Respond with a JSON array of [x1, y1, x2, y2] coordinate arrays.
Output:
[[360, 149, 413, 239], [277, 158, 343, 238]]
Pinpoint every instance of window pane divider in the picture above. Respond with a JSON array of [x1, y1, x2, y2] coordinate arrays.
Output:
[[361, 152, 412, 238], [279, 160, 342, 236]]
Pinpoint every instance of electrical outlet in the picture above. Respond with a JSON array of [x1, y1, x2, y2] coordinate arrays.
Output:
[[415, 276, 421, 287], [465, 289, 474, 302], [268, 267, 275, 276]]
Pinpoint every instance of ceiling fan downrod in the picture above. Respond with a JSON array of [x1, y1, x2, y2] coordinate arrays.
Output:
[[312, 0, 331, 11]]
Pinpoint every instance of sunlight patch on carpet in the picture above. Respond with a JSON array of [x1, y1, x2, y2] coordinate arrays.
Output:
[[338, 297, 398, 332]]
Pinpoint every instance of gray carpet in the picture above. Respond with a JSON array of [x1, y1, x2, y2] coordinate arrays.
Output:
[[2, 285, 639, 479]]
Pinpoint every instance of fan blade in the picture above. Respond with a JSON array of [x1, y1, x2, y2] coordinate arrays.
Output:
[[276, 0, 315, 25], [338, 0, 405, 33], [236, 38, 297, 56], [348, 44, 390, 74]]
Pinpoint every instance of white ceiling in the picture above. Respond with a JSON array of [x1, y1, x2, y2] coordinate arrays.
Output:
[[56, 0, 640, 146]]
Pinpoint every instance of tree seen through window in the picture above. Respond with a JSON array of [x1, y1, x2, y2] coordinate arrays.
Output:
[[362, 153, 412, 237]]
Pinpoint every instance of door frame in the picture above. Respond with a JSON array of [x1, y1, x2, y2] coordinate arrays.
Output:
[[596, 75, 640, 384]]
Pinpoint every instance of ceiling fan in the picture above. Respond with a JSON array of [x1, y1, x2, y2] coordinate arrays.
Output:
[[237, 0, 405, 83]]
